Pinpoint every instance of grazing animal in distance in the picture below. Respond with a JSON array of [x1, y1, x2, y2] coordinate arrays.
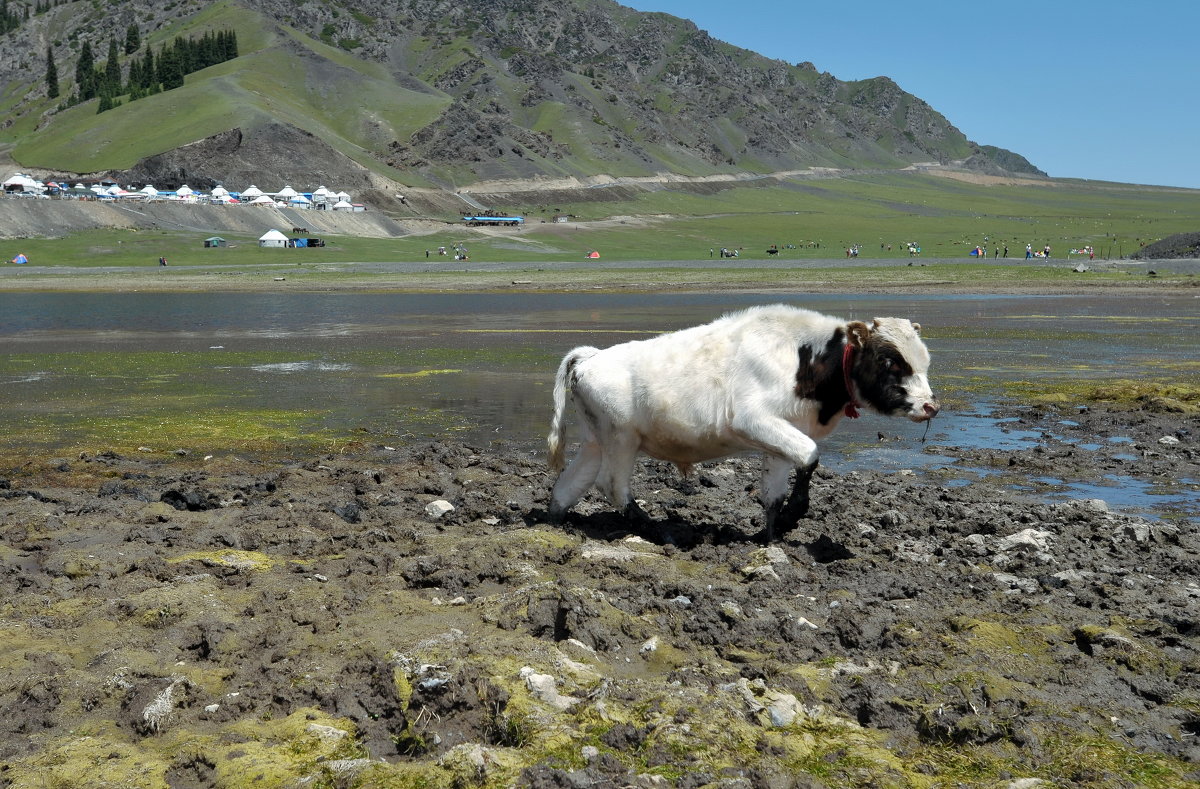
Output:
[[546, 304, 939, 541]]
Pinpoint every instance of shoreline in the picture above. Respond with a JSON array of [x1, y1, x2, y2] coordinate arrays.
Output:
[[1, 258, 1195, 294]]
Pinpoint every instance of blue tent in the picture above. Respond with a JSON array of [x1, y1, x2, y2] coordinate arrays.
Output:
[[11, 253, 28, 264]]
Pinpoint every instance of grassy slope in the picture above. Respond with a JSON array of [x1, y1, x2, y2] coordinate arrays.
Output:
[[11, 1, 449, 181]]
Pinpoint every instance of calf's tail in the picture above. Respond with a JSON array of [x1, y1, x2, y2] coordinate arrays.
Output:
[[547, 346, 599, 473]]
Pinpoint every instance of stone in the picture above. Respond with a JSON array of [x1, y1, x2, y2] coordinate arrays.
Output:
[[307, 722, 349, 741], [997, 528, 1053, 553], [520, 666, 579, 711], [425, 499, 454, 518]]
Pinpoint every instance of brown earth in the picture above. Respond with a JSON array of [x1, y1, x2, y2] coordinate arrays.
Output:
[[0, 396, 1197, 787]]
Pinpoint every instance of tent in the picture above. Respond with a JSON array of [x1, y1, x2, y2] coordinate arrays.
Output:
[[241, 185, 264, 199], [176, 184, 194, 197], [140, 185, 159, 197], [3, 173, 38, 193], [248, 195, 275, 205], [204, 237, 227, 248], [258, 229, 289, 248], [334, 191, 351, 202], [332, 199, 353, 211], [587, 251, 600, 259], [289, 194, 312, 206], [10, 253, 28, 264], [211, 186, 229, 198], [274, 186, 298, 200]]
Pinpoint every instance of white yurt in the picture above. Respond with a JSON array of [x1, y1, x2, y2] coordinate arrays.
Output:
[[248, 195, 275, 205], [274, 185, 298, 200], [241, 185, 264, 199], [2, 173, 38, 192], [211, 185, 229, 198], [176, 184, 194, 197], [289, 194, 312, 207], [332, 199, 353, 211], [140, 185, 158, 197], [312, 186, 331, 199], [258, 229, 289, 248], [335, 191, 351, 202]]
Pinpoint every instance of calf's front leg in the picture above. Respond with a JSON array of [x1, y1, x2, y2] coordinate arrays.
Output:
[[760, 454, 818, 543]]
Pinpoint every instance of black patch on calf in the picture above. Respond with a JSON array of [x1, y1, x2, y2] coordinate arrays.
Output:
[[795, 328, 851, 426], [853, 338, 915, 416]]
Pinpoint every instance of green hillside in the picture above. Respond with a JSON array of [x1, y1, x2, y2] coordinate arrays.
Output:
[[9, 1, 449, 182]]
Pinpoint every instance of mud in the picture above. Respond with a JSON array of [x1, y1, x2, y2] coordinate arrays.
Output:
[[0, 400, 1197, 787]]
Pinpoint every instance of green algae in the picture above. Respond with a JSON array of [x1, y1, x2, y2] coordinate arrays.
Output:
[[1001, 378, 1200, 412], [167, 549, 278, 572]]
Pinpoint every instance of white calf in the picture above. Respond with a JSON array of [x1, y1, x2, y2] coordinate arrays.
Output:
[[546, 304, 938, 541]]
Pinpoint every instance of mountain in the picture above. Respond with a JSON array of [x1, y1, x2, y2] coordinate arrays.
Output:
[[0, 0, 1042, 200]]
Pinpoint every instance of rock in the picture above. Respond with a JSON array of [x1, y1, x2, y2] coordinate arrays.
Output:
[[425, 499, 455, 518], [639, 636, 659, 654], [748, 546, 789, 565], [1117, 520, 1179, 544], [732, 678, 808, 728], [1157, 435, 1180, 445], [1051, 568, 1093, 585], [438, 744, 501, 779], [307, 722, 349, 742], [997, 528, 1053, 553], [993, 572, 1039, 594], [520, 666, 579, 711]]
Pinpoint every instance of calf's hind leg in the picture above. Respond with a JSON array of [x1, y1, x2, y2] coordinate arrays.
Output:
[[549, 439, 602, 522]]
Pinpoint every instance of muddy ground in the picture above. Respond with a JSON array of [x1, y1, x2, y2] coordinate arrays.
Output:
[[0, 399, 1197, 788]]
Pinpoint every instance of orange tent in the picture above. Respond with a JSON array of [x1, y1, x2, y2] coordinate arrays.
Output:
[[587, 251, 600, 258]]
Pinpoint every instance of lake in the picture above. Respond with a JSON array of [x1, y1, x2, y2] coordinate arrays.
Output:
[[1, 290, 1195, 472]]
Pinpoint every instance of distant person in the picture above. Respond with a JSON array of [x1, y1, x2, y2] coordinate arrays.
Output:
[[1043, 244, 1051, 259], [994, 247, 999, 258], [1025, 243, 1032, 260], [1003, 244, 1009, 258], [159, 256, 167, 266], [425, 249, 429, 258], [709, 248, 714, 258]]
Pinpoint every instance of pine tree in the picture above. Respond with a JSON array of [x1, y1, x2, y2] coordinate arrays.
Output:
[[140, 46, 155, 90], [76, 40, 95, 100], [104, 37, 121, 97], [124, 23, 140, 55], [46, 45, 59, 99], [157, 44, 183, 90]]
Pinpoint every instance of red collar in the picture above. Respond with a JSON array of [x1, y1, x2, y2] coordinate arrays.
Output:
[[842, 342, 861, 419]]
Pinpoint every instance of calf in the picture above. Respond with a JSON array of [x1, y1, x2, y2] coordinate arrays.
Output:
[[546, 304, 938, 541]]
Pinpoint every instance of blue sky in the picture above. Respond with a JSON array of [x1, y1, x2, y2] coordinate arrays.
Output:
[[625, 0, 1199, 189]]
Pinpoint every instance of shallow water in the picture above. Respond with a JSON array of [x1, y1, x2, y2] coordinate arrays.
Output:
[[1, 290, 1195, 515]]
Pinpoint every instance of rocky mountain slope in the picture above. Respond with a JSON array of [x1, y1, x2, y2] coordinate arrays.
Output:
[[0, 0, 1042, 195]]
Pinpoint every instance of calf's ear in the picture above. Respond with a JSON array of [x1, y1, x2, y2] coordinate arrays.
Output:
[[846, 321, 871, 349]]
